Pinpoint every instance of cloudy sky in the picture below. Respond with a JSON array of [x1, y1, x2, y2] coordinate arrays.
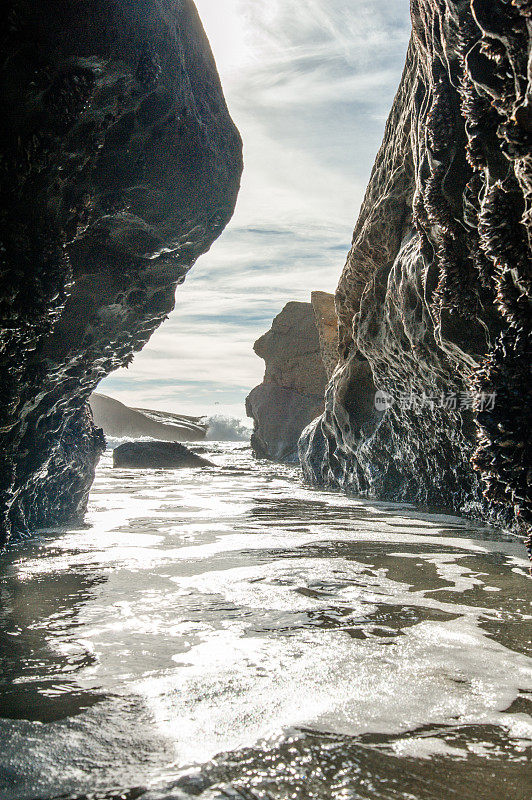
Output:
[[100, 0, 411, 418]]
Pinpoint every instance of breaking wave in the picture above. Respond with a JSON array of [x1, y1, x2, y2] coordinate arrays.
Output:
[[203, 415, 252, 442]]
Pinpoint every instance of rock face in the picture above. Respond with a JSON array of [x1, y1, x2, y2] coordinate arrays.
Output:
[[246, 384, 325, 463], [0, 0, 242, 546], [300, 1, 531, 547], [246, 297, 337, 462], [311, 290, 339, 379], [89, 393, 207, 441], [113, 441, 212, 469]]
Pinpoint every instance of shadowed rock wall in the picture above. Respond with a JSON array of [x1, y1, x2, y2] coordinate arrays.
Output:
[[300, 0, 531, 548], [0, 0, 242, 545]]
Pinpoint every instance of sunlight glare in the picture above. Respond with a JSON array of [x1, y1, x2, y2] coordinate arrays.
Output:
[[194, 0, 254, 80]]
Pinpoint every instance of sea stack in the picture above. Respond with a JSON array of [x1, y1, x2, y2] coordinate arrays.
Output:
[[300, 0, 531, 547], [246, 295, 338, 462], [0, 0, 242, 546]]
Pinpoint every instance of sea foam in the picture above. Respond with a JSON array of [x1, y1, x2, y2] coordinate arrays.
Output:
[[203, 415, 252, 442]]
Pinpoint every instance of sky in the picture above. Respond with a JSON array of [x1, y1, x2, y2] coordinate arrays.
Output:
[[100, 0, 411, 418]]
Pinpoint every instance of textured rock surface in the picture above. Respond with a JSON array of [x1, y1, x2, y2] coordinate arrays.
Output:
[[301, 0, 531, 547], [89, 392, 207, 441], [0, 0, 242, 546], [311, 290, 339, 379], [254, 301, 329, 397], [246, 299, 335, 462], [113, 440, 212, 469]]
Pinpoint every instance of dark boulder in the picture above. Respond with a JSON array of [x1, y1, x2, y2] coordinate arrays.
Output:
[[113, 441, 213, 470], [0, 0, 242, 546]]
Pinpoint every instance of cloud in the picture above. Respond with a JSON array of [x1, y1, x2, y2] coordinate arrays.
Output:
[[100, 0, 411, 417]]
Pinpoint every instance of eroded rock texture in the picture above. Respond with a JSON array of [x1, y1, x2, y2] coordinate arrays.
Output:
[[247, 297, 337, 462], [0, 0, 242, 545], [301, 1, 531, 547]]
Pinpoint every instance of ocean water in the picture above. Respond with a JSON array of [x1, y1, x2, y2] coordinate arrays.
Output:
[[0, 441, 530, 800]]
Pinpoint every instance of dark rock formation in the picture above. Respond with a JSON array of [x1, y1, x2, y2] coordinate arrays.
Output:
[[0, 1, 242, 546], [246, 297, 337, 462], [300, 1, 531, 549], [27, 404, 106, 531], [113, 440, 212, 469], [89, 392, 207, 441]]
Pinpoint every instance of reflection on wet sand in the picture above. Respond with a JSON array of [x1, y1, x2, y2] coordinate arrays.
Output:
[[0, 442, 530, 800]]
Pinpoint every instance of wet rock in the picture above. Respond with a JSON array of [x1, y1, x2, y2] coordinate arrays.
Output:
[[0, 0, 242, 546], [300, 1, 531, 549], [113, 441, 213, 470], [246, 298, 337, 462], [23, 404, 106, 531]]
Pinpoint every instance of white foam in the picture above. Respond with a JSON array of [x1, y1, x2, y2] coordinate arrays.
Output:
[[203, 415, 252, 441]]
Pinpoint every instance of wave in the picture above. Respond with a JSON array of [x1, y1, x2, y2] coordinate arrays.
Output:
[[203, 415, 252, 442], [102, 417, 252, 447]]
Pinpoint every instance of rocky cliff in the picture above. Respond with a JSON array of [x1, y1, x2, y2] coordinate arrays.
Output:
[[301, 0, 531, 549], [247, 296, 337, 462], [0, 0, 242, 546], [89, 393, 207, 441]]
